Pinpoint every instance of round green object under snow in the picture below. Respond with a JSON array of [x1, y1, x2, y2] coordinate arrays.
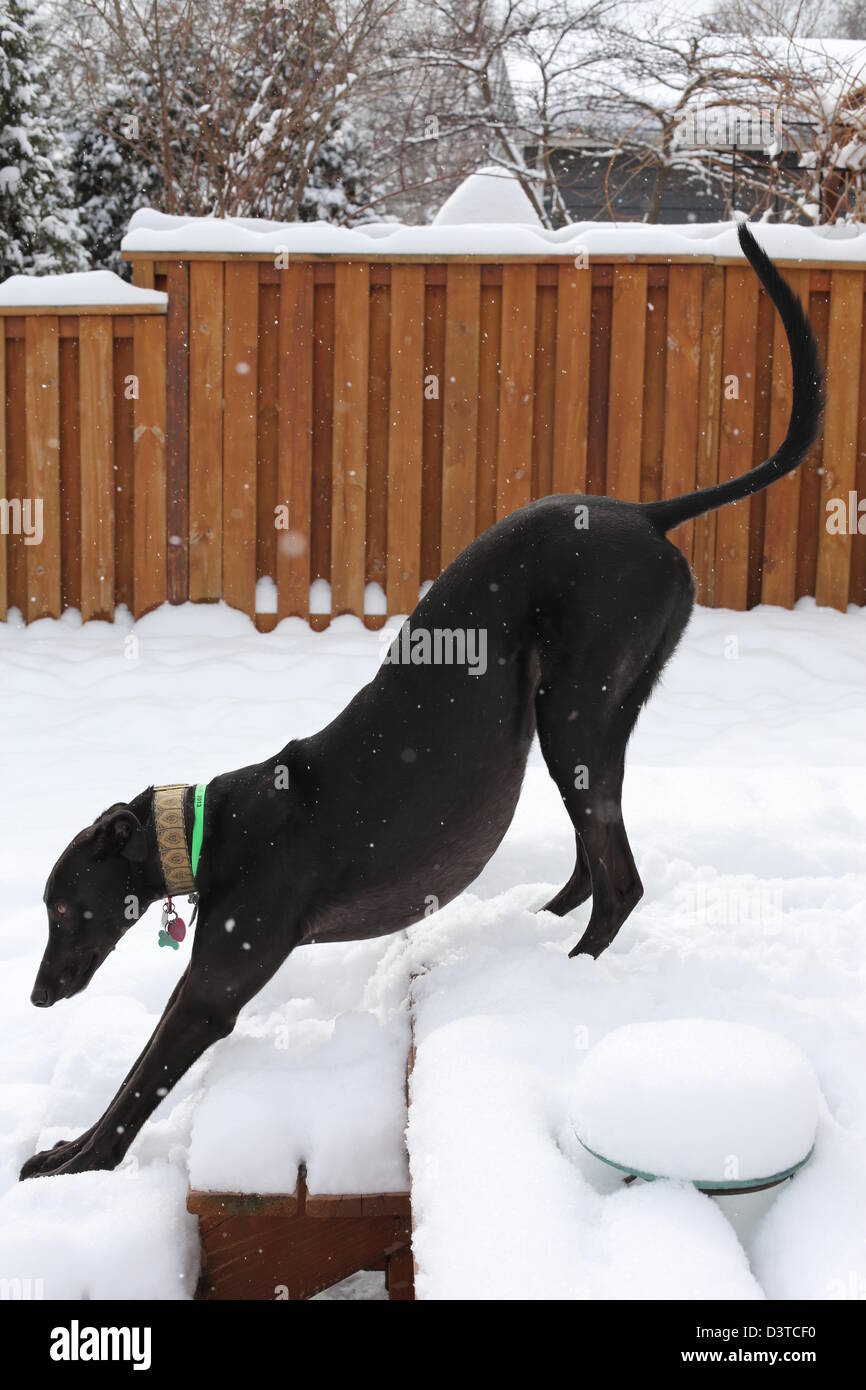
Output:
[[573, 1020, 819, 1194]]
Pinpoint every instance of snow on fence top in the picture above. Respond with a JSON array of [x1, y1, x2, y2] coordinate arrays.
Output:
[[0, 270, 167, 311], [122, 205, 866, 263]]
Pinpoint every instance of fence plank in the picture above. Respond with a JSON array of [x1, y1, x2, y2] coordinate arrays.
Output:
[[114, 333, 134, 611], [476, 286, 501, 535], [0, 330, 5, 619], [692, 267, 725, 603], [816, 269, 863, 610], [163, 262, 189, 603], [133, 316, 167, 616], [607, 266, 647, 500], [747, 284, 775, 609], [223, 262, 259, 616], [421, 283, 445, 581], [850, 300, 866, 606], [587, 281, 612, 495], [640, 280, 667, 504], [6, 337, 25, 613], [761, 270, 810, 608], [441, 264, 480, 565], [79, 316, 115, 620], [367, 284, 390, 599], [59, 335, 81, 614], [497, 264, 535, 518], [532, 284, 556, 498], [25, 317, 61, 619], [278, 263, 314, 619], [387, 265, 425, 615], [552, 264, 591, 495], [257, 282, 279, 588], [331, 262, 370, 615], [132, 261, 156, 291], [311, 283, 334, 594], [796, 288, 828, 600], [715, 268, 759, 610], [189, 261, 224, 602], [662, 266, 702, 558]]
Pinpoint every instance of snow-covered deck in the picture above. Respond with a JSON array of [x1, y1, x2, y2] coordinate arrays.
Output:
[[0, 600, 864, 1298]]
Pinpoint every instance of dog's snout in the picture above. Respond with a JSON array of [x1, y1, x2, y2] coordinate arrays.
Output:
[[30, 985, 51, 1007]]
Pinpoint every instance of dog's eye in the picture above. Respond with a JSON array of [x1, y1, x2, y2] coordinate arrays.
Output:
[[55, 903, 68, 918]]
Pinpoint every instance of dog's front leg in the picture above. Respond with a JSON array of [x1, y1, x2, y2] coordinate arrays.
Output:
[[19, 967, 237, 1178], [21, 889, 294, 1179], [20, 965, 191, 1179]]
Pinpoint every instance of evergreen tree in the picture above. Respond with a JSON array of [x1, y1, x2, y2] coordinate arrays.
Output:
[[0, 0, 86, 276], [72, 78, 163, 275], [229, 1, 383, 223]]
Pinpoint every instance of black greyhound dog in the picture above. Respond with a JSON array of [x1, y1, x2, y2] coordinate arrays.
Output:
[[21, 224, 822, 1179]]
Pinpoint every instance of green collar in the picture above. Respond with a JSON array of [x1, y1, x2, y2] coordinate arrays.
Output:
[[190, 783, 206, 878]]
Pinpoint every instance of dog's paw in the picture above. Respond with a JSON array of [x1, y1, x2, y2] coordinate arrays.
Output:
[[19, 1134, 100, 1180]]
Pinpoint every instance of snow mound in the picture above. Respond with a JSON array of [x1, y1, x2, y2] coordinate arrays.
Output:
[[573, 1021, 819, 1185], [188, 1011, 409, 1195], [0, 270, 167, 309], [0, 1164, 197, 1299], [433, 167, 543, 226]]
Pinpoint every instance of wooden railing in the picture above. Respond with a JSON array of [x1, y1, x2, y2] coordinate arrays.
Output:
[[2, 251, 863, 626]]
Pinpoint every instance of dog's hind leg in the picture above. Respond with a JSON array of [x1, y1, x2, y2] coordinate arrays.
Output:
[[536, 685, 641, 957], [536, 564, 694, 957], [541, 832, 593, 915]]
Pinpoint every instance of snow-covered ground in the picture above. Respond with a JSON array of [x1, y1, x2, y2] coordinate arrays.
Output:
[[0, 598, 864, 1300]]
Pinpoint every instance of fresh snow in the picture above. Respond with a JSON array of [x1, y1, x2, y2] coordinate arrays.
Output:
[[122, 202, 866, 263], [433, 166, 544, 226], [0, 598, 864, 1299], [572, 1020, 819, 1184], [0, 270, 167, 308], [188, 1013, 409, 1195]]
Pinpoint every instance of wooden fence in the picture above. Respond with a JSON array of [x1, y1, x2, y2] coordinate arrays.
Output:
[[0, 298, 167, 623], [2, 251, 865, 627]]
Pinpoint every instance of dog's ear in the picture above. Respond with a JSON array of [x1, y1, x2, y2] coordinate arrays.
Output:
[[93, 806, 148, 863]]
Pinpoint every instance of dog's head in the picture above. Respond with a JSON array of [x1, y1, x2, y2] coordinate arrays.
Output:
[[32, 803, 152, 1007]]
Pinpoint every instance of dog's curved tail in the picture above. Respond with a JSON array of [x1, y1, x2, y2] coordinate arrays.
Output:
[[643, 222, 824, 535]]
